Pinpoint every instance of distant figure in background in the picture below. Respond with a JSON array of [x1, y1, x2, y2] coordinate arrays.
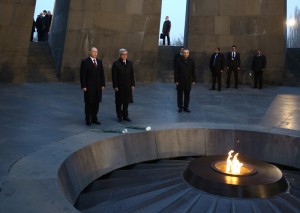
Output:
[[251, 49, 267, 89], [174, 49, 196, 113], [30, 19, 35, 42], [43, 10, 50, 41], [112, 49, 136, 122], [209, 47, 225, 91], [226, 45, 241, 89], [173, 46, 184, 69], [35, 13, 44, 42], [162, 16, 171, 46], [80, 47, 106, 126], [47, 11, 52, 28]]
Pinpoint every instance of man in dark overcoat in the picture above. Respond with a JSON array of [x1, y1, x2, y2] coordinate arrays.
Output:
[[35, 13, 43, 42], [162, 16, 171, 46], [112, 48, 135, 122], [226, 45, 241, 89], [251, 49, 267, 89], [174, 49, 196, 113], [209, 47, 225, 91], [80, 47, 106, 126]]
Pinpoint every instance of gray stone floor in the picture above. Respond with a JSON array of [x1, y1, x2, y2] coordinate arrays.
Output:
[[1, 82, 300, 212]]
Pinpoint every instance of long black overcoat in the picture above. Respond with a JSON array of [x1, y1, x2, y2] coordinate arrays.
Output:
[[112, 59, 135, 104], [174, 57, 196, 90], [251, 55, 266, 71], [80, 57, 105, 103]]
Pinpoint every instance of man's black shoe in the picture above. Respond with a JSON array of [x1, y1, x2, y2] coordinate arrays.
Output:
[[92, 120, 101, 125], [123, 117, 132, 122], [184, 109, 191, 113], [86, 121, 91, 126], [209, 88, 215, 90], [178, 108, 182, 113], [117, 117, 122, 122]]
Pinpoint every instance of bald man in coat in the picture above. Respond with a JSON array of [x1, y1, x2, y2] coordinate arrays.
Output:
[[80, 47, 106, 126]]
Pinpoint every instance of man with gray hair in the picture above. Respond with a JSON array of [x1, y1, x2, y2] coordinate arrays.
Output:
[[112, 48, 136, 122], [174, 49, 196, 113]]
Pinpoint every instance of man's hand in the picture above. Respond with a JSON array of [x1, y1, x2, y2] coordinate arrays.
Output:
[[114, 87, 119, 92], [82, 87, 87, 92], [131, 86, 135, 90], [176, 82, 179, 85], [102, 86, 105, 90]]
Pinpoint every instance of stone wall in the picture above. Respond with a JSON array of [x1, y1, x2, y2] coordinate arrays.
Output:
[[0, 0, 35, 83], [58, 0, 161, 82], [0, 0, 287, 84], [48, 0, 70, 78], [188, 0, 286, 85]]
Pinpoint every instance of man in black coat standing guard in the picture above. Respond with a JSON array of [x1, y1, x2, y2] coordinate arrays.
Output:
[[80, 47, 106, 126], [112, 48, 136, 122], [162, 16, 171, 46], [174, 49, 196, 113], [226, 45, 241, 89], [209, 47, 225, 91], [251, 49, 267, 89]]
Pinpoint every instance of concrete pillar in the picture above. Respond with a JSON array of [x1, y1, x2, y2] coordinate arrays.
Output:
[[188, 0, 286, 85], [0, 0, 35, 83], [58, 0, 162, 82]]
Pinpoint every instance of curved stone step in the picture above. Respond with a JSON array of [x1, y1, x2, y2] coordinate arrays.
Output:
[[75, 158, 300, 212]]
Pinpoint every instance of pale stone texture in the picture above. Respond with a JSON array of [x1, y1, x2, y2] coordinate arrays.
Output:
[[188, 0, 286, 85], [0, 0, 35, 83]]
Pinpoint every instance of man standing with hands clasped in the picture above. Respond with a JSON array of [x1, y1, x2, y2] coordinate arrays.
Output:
[[226, 45, 241, 89], [251, 49, 267, 89], [209, 47, 225, 91], [80, 47, 106, 126], [112, 48, 136, 122], [174, 49, 196, 113]]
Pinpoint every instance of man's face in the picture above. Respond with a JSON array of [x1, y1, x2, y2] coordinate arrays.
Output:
[[256, 49, 261, 55], [120, 51, 128, 61], [232, 47, 236, 52], [215, 48, 220, 54], [89, 48, 98, 58], [182, 50, 189, 59]]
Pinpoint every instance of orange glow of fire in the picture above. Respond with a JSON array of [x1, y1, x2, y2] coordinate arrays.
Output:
[[226, 150, 243, 175]]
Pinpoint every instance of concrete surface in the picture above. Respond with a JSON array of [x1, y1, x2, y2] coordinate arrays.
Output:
[[0, 82, 300, 212]]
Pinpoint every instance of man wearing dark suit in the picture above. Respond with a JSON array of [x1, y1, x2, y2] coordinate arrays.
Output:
[[226, 45, 241, 89], [35, 13, 43, 42], [80, 47, 106, 126], [112, 49, 136, 122], [173, 46, 184, 69], [162, 16, 171, 46], [209, 47, 225, 91], [174, 49, 196, 113], [251, 49, 267, 89]]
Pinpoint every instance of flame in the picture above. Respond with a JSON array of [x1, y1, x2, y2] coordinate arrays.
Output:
[[226, 150, 243, 174]]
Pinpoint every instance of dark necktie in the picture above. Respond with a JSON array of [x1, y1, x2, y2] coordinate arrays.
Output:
[[93, 59, 97, 67]]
